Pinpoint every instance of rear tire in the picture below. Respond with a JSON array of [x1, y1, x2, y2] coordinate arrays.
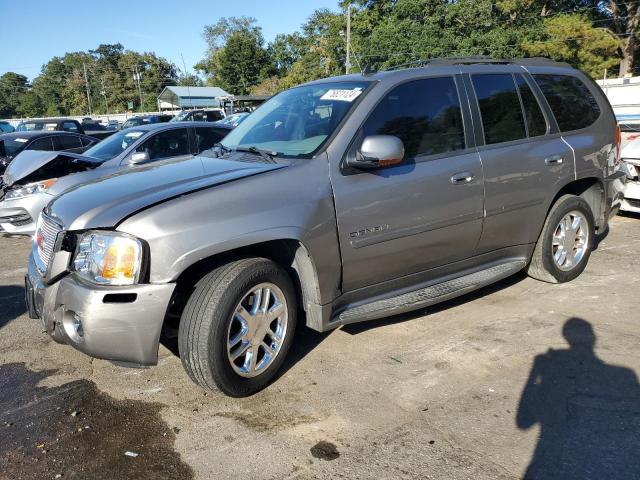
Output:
[[527, 194, 594, 283], [178, 258, 297, 397]]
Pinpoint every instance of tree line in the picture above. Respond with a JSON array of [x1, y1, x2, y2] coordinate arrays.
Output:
[[1, 0, 638, 119]]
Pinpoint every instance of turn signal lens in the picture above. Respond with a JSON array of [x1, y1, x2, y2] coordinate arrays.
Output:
[[73, 232, 142, 285]]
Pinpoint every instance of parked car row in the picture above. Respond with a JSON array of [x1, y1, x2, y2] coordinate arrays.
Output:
[[3, 58, 627, 398]]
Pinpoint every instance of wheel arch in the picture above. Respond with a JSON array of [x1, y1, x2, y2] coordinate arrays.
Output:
[[547, 177, 606, 232], [166, 239, 324, 331]]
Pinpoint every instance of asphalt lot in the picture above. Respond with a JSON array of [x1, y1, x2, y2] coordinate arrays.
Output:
[[1, 214, 640, 479]]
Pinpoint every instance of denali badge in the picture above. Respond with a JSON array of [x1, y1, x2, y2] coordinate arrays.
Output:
[[349, 224, 389, 238]]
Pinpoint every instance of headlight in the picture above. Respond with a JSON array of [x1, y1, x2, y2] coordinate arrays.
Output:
[[5, 179, 57, 200], [73, 232, 143, 285]]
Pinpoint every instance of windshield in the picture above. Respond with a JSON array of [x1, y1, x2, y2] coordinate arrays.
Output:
[[220, 81, 370, 157], [122, 118, 146, 129], [82, 129, 146, 160], [0, 138, 28, 158], [16, 121, 58, 132], [170, 111, 190, 122]]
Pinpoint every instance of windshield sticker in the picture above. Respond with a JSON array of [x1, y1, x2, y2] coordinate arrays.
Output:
[[125, 132, 144, 139], [320, 89, 363, 102], [14, 138, 28, 143]]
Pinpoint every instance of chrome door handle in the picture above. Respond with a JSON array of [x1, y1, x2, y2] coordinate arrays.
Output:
[[450, 172, 475, 185], [545, 155, 564, 165]]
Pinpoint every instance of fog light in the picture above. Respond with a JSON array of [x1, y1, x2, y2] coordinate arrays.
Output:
[[62, 311, 84, 342], [72, 315, 84, 338]]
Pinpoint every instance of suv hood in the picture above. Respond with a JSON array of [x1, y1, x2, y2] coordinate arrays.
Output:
[[47, 154, 286, 231], [2, 150, 101, 187]]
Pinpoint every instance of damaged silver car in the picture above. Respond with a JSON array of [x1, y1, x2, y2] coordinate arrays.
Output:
[[0, 122, 231, 235]]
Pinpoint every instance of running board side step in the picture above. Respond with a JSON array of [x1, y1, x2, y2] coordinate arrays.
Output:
[[332, 260, 526, 327]]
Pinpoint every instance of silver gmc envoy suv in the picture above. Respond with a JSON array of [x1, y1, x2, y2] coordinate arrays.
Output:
[[25, 58, 624, 397]]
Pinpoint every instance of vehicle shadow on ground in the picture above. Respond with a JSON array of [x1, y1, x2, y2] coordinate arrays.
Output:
[[341, 271, 527, 335], [0, 285, 26, 330], [0, 362, 193, 480], [516, 317, 640, 479]]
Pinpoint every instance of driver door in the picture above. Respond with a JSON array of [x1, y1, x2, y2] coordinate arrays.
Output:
[[331, 76, 484, 292]]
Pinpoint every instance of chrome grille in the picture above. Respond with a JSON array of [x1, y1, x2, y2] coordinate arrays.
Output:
[[35, 214, 62, 273]]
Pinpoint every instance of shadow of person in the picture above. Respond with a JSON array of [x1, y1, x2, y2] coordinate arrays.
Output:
[[516, 318, 640, 479]]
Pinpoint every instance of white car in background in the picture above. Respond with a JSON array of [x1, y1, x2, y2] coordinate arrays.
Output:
[[619, 138, 640, 213]]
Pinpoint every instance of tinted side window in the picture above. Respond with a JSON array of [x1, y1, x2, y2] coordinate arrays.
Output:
[[363, 77, 465, 158], [136, 128, 190, 160], [53, 135, 82, 150], [62, 121, 79, 132], [533, 74, 600, 131], [206, 111, 224, 121], [515, 75, 547, 137], [192, 112, 205, 121], [27, 137, 54, 151], [196, 127, 227, 152], [472, 74, 526, 145]]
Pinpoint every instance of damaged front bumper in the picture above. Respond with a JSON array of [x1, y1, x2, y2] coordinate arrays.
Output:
[[0, 193, 52, 235], [619, 160, 640, 213], [26, 252, 176, 366]]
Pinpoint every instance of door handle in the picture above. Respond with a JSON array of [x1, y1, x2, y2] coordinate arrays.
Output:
[[450, 172, 475, 185], [545, 155, 564, 165]]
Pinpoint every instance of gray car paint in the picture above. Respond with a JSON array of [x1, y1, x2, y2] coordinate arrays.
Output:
[[28, 59, 619, 367]]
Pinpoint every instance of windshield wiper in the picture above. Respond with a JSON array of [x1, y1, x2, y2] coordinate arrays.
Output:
[[234, 146, 277, 163]]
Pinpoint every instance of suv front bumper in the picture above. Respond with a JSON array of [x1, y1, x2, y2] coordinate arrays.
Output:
[[26, 253, 176, 366]]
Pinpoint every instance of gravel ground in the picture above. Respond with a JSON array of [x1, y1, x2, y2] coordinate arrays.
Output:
[[1, 213, 639, 480]]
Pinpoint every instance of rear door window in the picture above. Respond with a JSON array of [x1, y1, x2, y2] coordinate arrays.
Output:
[[533, 74, 600, 131], [472, 74, 526, 145], [362, 76, 466, 158], [53, 135, 83, 150], [27, 137, 54, 151], [515, 75, 547, 137], [62, 121, 79, 132], [136, 128, 190, 160], [206, 111, 224, 121], [196, 127, 228, 152]]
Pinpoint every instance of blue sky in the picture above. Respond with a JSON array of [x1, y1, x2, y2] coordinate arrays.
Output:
[[0, 0, 340, 80]]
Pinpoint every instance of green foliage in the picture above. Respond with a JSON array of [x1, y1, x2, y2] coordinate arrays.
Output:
[[522, 15, 621, 77]]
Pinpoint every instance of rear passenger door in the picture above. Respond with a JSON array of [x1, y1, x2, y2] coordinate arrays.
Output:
[[465, 70, 574, 254], [333, 76, 484, 291]]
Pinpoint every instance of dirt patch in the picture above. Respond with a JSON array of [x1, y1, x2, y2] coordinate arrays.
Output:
[[0, 363, 193, 480], [310, 441, 340, 461]]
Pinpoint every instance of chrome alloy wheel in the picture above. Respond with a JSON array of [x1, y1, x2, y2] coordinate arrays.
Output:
[[552, 210, 589, 271], [226, 283, 288, 378]]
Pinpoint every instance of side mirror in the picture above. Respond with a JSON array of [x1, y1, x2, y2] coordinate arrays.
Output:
[[348, 135, 405, 169], [129, 151, 150, 164]]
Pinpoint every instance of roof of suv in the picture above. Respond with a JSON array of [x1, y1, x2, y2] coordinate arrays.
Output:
[[305, 57, 575, 85]]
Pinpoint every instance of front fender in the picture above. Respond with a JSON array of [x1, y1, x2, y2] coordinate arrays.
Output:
[[116, 157, 342, 305]]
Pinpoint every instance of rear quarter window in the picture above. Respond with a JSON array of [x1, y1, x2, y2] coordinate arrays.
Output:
[[533, 74, 600, 132]]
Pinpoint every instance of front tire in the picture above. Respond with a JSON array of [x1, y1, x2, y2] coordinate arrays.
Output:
[[178, 258, 297, 397], [527, 194, 595, 283]]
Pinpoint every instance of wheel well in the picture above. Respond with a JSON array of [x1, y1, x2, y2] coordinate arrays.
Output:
[[164, 239, 322, 330], [550, 178, 605, 232]]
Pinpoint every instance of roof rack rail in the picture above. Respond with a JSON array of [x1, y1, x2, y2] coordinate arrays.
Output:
[[375, 56, 566, 74]]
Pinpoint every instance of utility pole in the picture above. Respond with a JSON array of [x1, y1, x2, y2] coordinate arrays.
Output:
[[345, 3, 351, 75], [100, 77, 110, 119], [133, 65, 144, 112], [83, 61, 92, 115]]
